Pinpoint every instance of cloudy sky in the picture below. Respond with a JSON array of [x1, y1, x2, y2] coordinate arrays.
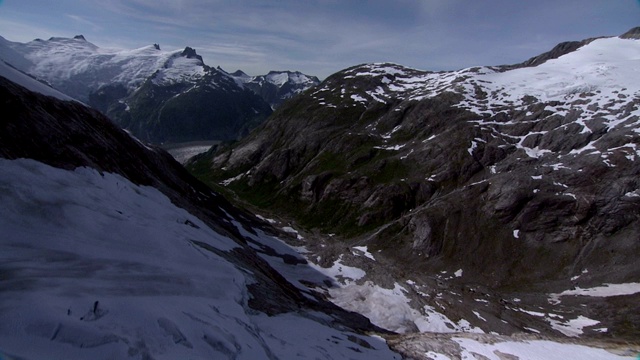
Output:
[[0, 0, 639, 78]]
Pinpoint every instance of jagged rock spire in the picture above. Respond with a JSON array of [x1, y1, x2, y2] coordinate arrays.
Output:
[[181, 46, 203, 63]]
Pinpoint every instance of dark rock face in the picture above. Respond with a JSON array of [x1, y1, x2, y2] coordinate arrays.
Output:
[[92, 53, 274, 144], [499, 39, 597, 70], [620, 27, 640, 39], [106, 67, 273, 143], [181, 46, 203, 62], [191, 34, 640, 310]]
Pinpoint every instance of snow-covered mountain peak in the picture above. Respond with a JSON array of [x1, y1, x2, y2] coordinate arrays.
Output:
[[180, 46, 204, 63], [265, 71, 291, 87], [0, 35, 275, 143], [4, 36, 211, 101], [228, 69, 321, 108], [480, 36, 640, 103], [309, 35, 640, 172], [150, 54, 206, 86], [264, 70, 318, 87]]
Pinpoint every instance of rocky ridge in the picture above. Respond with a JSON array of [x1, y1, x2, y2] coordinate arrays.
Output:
[[191, 30, 640, 339]]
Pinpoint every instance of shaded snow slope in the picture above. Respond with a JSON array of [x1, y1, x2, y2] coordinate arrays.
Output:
[[0, 158, 398, 360], [0, 35, 33, 72]]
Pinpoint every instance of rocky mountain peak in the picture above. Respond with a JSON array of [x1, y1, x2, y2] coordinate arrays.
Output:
[[231, 69, 250, 77], [181, 46, 203, 63], [73, 34, 86, 41], [229, 69, 321, 108], [620, 26, 640, 39]]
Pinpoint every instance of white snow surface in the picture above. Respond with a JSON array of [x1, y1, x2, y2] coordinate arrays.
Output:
[[353, 245, 376, 261], [453, 337, 634, 360], [328, 282, 421, 334], [547, 315, 601, 337], [266, 72, 290, 87], [480, 37, 640, 104], [0, 158, 399, 360], [550, 282, 640, 304]]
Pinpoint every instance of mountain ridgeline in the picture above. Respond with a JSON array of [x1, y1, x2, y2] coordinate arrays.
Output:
[[191, 29, 640, 336], [2, 35, 318, 144]]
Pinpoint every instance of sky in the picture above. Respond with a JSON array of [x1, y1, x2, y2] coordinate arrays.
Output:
[[0, 0, 639, 79]]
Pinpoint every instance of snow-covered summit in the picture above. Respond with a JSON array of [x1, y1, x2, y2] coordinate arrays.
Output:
[[265, 70, 317, 87], [229, 69, 320, 108], [234, 69, 319, 88], [4, 35, 210, 101]]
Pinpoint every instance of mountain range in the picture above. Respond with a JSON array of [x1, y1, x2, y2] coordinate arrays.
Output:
[[191, 28, 640, 342], [2, 27, 640, 359], [0, 35, 318, 144]]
